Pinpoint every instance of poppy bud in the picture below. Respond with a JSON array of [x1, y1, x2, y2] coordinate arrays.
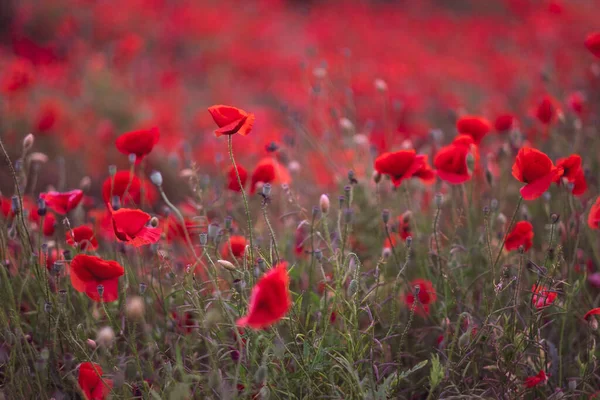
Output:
[[518, 245, 525, 254], [125, 296, 145, 320], [108, 165, 117, 176], [259, 386, 271, 400], [37, 198, 46, 217], [217, 259, 236, 272], [262, 183, 272, 197], [150, 171, 163, 187], [97, 284, 104, 298], [257, 258, 266, 271], [199, 233, 208, 246], [382, 247, 392, 259], [230, 349, 240, 362], [590, 317, 599, 331], [568, 379, 577, 391], [314, 249, 323, 261], [86, 339, 97, 349], [551, 213, 559, 224], [319, 194, 330, 214], [96, 326, 115, 348], [485, 169, 493, 187], [374, 78, 388, 92], [401, 211, 412, 224], [139, 282, 147, 294], [382, 209, 390, 224], [347, 279, 359, 297], [128, 153, 137, 164], [466, 152, 475, 173], [497, 213, 507, 225], [233, 278, 246, 292], [458, 331, 471, 349], [22, 133, 34, 152], [150, 217, 159, 227], [208, 223, 219, 239]]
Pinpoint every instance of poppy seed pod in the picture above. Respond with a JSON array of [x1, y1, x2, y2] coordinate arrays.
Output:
[[128, 153, 137, 164], [199, 233, 208, 246], [150, 171, 163, 187], [262, 183, 272, 197], [11, 196, 20, 214], [150, 217, 159, 228], [97, 284, 104, 298], [139, 282, 147, 294], [108, 165, 117, 176], [319, 194, 330, 214], [382, 209, 390, 224], [435, 193, 443, 208]]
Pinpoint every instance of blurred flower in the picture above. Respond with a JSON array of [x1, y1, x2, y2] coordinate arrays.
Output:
[[227, 165, 247, 192], [531, 284, 557, 308], [585, 32, 600, 58], [66, 225, 99, 251], [456, 116, 491, 145], [78, 362, 112, 400], [524, 370, 547, 388], [405, 279, 436, 315], [70, 254, 124, 302], [505, 221, 534, 252], [101, 171, 141, 206], [115, 127, 160, 164], [555, 154, 587, 196], [222, 235, 246, 259], [39, 190, 84, 215]]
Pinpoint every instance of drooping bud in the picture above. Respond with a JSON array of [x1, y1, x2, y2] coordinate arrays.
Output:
[[23, 133, 35, 152], [319, 194, 330, 214], [217, 259, 237, 272], [96, 326, 116, 348]]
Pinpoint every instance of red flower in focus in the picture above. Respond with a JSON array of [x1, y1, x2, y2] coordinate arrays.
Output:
[[1, 58, 34, 94], [70, 254, 124, 302], [250, 158, 291, 194], [66, 226, 99, 251], [524, 370, 547, 388], [494, 114, 515, 133], [227, 165, 247, 192], [555, 154, 587, 196], [512, 147, 561, 200], [405, 279, 437, 315], [222, 235, 246, 258], [505, 221, 534, 252], [456, 116, 491, 145], [78, 362, 113, 400], [115, 127, 160, 163], [434, 141, 472, 184], [40, 190, 84, 214], [101, 171, 141, 206], [588, 196, 600, 229], [237, 262, 292, 329], [110, 206, 160, 247], [531, 284, 557, 309], [535, 96, 557, 125], [374, 150, 431, 187], [208, 105, 255, 137], [585, 32, 600, 58]]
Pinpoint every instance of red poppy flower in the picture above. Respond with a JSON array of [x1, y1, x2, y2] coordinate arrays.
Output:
[[588, 196, 600, 229], [512, 147, 561, 200], [531, 284, 557, 308], [456, 116, 491, 145], [404, 278, 437, 315], [524, 370, 547, 388], [208, 105, 255, 137], [535, 96, 557, 125], [374, 150, 429, 187], [227, 165, 247, 192], [250, 158, 291, 194], [70, 254, 124, 302], [78, 362, 113, 400], [237, 262, 292, 329], [494, 114, 515, 133], [222, 235, 246, 258], [115, 127, 160, 163], [42, 213, 57, 236], [110, 206, 160, 247], [1, 197, 12, 218], [505, 221, 534, 252], [412, 155, 436, 184], [583, 308, 600, 321], [434, 143, 471, 184], [101, 171, 141, 206], [66, 226, 98, 251], [585, 32, 600, 58], [567, 92, 585, 116], [555, 154, 587, 196], [40, 190, 84, 214], [172, 311, 195, 334], [36, 99, 62, 133], [1, 58, 34, 94]]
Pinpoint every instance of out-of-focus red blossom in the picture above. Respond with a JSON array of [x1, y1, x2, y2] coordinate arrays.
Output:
[[588, 196, 600, 229], [43, 247, 61, 271], [524, 370, 547, 388], [295, 226, 307, 256], [567, 92, 585, 116], [29, 209, 57, 237], [227, 165, 247, 192], [66, 226, 99, 251], [535, 96, 557, 125], [166, 215, 196, 242], [114, 33, 145, 66], [404, 279, 436, 315], [208, 105, 255, 137], [494, 114, 515, 133], [1, 58, 34, 94], [434, 137, 473, 184], [555, 154, 587, 196], [101, 171, 141, 206], [40, 190, 84, 214], [505, 221, 534, 252], [0, 197, 12, 218], [456, 116, 491, 145], [70, 254, 124, 302], [585, 32, 600, 58], [583, 308, 600, 321], [172, 311, 195, 334], [109, 206, 160, 247], [222, 235, 246, 258], [115, 127, 160, 163], [512, 147, 562, 200], [250, 158, 291, 194], [318, 273, 333, 295], [531, 284, 557, 309], [589, 273, 600, 288], [237, 262, 291, 330], [78, 362, 113, 400], [374, 150, 432, 187], [36, 99, 63, 133]]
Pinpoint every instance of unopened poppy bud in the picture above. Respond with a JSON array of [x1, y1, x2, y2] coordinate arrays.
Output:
[[551, 213, 559, 224], [128, 153, 137, 164], [125, 296, 145, 320], [347, 279, 359, 297], [208, 223, 219, 238], [150, 171, 163, 187], [44, 302, 52, 313], [339, 117, 354, 133], [590, 317, 599, 331], [199, 233, 208, 246], [52, 261, 63, 275], [37, 198, 46, 217], [233, 278, 246, 292], [314, 249, 323, 261], [139, 282, 147, 294], [230, 349, 240, 362], [224, 216, 233, 230], [458, 331, 471, 349], [97, 284, 104, 298], [150, 217, 159, 228], [373, 171, 382, 184], [401, 211, 412, 224], [374, 78, 388, 92], [108, 165, 117, 176], [319, 194, 330, 214], [217, 259, 236, 272], [435, 193, 443, 208], [259, 386, 271, 400], [344, 208, 353, 224], [382, 209, 390, 224], [255, 365, 268, 384], [11, 196, 20, 214], [262, 183, 272, 197], [96, 326, 115, 348], [111, 196, 121, 211], [568, 379, 577, 391], [86, 339, 97, 349], [22, 133, 34, 152]]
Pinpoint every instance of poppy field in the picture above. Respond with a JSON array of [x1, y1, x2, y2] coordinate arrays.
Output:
[[4, 0, 600, 398]]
